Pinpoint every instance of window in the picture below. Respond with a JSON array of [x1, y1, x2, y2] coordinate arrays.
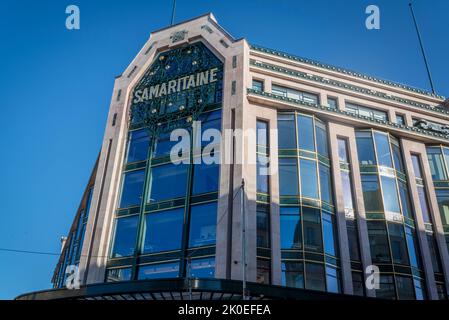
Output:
[[380, 176, 401, 213], [297, 114, 315, 151], [376, 275, 395, 299], [199, 110, 222, 140], [327, 97, 338, 109], [300, 159, 318, 199], [319, 164, 333, 205], [148, 163, 188, 202], [305, 263, 325, 291], [257, 206, 270, 248], [436, 189, 449, 225], [326, 266, 341, 293], [119, 170, 145, 208], [346, 220, 361, 261], [345, 102, 388, 121], [398, 181, 413, 218], [315, 120, 328, 157], [189, 257, 215, 278], [143, 208, 184, 253], [396, 276, 415, 300], [414, 279, 426, 300], [279, 158, 298, 196], [257, 120, 269, 194], [341, 171, 355, 215], [256, 259, 271, 284], [303, 207, 323, 253], [338, 138, 349, 163], [374, 132, 393, 168], [388, 222, 410, 265], [277, 114, 296, 149], [411, 154, 423, 178], [138, 262, 179, 279], [110, 215, 139, 258], [154, 130, 186, 158], [252, 79, 264, 92], [405, 226, 421, 269], [189, 202, 217, 248], [427, 147, 447, 180], [106, 268, 132, 282], [322, 213, 337, 257], [367, 221, 391, 263], [356, 132, 376, 165], [417, 186, 431, 223], [280, 207, 302, 249], [427, 234, 442, 273], [396, 114, 406, 126], [281, 262, 304, 288], [126, 129, 150, 163], [192, 162, 219, 195], [272, 85, 318, 105], [352, 272, 365, 296], [361, 174, 384, 212], [391, 138, 405, 173]]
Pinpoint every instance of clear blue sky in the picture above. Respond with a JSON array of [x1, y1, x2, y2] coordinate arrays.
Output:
[[0, 0, 448, 300]]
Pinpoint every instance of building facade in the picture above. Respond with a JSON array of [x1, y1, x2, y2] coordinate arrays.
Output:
[[19, 13, 449, 300]]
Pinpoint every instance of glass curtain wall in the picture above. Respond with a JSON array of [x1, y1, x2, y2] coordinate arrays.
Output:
[[356, 130, 425, 300], [278, 112, 340, 294], [411, 154, 447, 299]]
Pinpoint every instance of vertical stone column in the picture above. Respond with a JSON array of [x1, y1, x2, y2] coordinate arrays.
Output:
[[400, 139, 438, 299]]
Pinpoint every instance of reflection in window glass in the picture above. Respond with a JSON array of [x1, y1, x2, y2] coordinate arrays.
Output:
[[257, 207, 270, 248], [381, 176, 401, 213], [256, 259, 271, 284], [189, 202, 217, 248], [396, 276, 415, 300], [138, 262, 179, 279], [281, 262, 304, 288], [352, 272, 365, 296], [322, 213, 337, 257], [347, 220, 361, 261], [143, 208, 184, 253], [189, 258, 215, 278], [376, 275, 395, 299], [338, 138, 348, 163], [315, 121, 328, 157], [417, 186, 431, 223], [391, 139, 405, 173], [367, 221, 391, 263], [257, 155, 269, 194], [252, 80, 264, 92], [387, 222, 410, 265], [327, 97, 338, 109], [280, 207, 301, 249], [119, 170, 145, 208], [277, 114, 296, 149], [427, 147, 447, 180], [326, 266, 340, 293], [356, 132, 376, 165], [341, 171, 354, 215], [414, 279, 426, 300], [300, 159, 318, 199], [405, 226, 421, 269], [149, 163, 188, 202], [126, 129, 149, 163], [319, 164, 333, 204], [297, 115, 315, 151], [106, 268, 132, 282], [192, 162, 219, 195], [398, 181, 412, 218], [361, 175, 384, 212], [303, 207, 323, 253], [256, 120, 268, 147], [279, 158, 298, 196], [111, 216, 139, 258], [305, 263, 325, 291], [374, 132, 393, 167], [427, 234, 442, 273], [411, 155, 423, 178], [436, 189, 449, 225], [155, 130, 187, 158]]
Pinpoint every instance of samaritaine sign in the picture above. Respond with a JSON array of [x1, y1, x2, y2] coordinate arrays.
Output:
[[130, 42, 223, 134]]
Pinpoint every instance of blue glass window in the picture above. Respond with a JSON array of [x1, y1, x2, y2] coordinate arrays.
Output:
[[297, 115, 315, 151], [126, 129, 150, 163], [356, 132, 376, 165], [319, 164, 333, 204], [252, 80, 264, 92], [303, 207, 323, 253], [374, 132, 393, 168], [192, 162, 219, 195], [305, 263, 325, 291], [143, 208, 184, 253], [399, 181, 412, 218], [326, 266, 340, 293], [280, 207, 301, 249], [138, 262, 180, 279], [315, 121, 328, 157], [257, 207, 270, 248], [119, 170, 145, 208], [361, 174, 383, 212], [322, 213, 337, 257], [277, 114, 296, 149], [110, 215, 139, 258], [279, 158, 298, 196], [106, 268, 132, 282], [257, 155, 269, 194], [189, 202, 217, 248], [427, 147, 447, 180], [148, 163, 188, 202], [300, 159, 318, 199], [391, 139, 405, 173], [405, 226, 420, 269], [189, 258, 215, 278], [281, 262, 304, 288], [381, 176, 401, 213], [388, 222, 410, 265], [367, 221, 391, 263]]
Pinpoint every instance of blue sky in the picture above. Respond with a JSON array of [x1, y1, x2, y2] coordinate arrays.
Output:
[[0, 0, 448, 300]]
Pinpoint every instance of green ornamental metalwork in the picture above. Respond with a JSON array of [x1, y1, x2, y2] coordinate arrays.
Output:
[[130, 42, 223, 137]]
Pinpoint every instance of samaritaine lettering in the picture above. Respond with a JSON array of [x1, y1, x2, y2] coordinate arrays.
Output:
[[133, 67, 218, 103]]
